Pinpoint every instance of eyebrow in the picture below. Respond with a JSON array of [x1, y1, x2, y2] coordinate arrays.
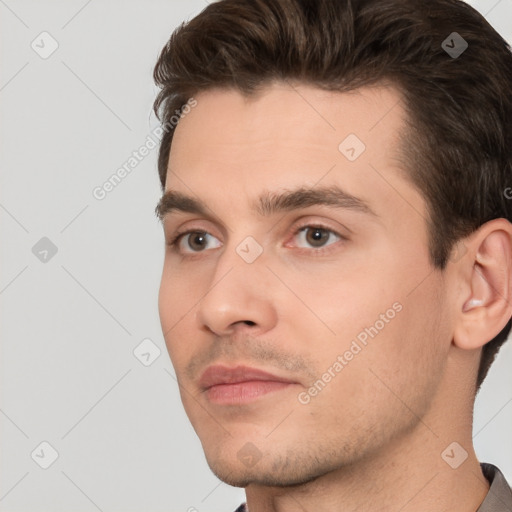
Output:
[[155, 185, 377, 222]]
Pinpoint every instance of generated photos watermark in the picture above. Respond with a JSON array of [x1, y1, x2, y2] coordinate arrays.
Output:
[[298, 301, 403, 404], [92, 97, 198, 201]]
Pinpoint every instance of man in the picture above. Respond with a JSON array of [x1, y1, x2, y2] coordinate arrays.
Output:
[[152, 0, 512, 510]]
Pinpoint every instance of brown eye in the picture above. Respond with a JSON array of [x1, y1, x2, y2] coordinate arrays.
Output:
[[169, 230, 222, 253], [185, 232, 209, 251], [304, 227, 331, 247], [295, 226, 341, 249]]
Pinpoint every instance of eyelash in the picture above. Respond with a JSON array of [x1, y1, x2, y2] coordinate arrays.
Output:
[[167, 222, 347, 257]]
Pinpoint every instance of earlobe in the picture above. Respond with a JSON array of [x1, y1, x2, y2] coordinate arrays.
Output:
[[453, 219, 512, 351]]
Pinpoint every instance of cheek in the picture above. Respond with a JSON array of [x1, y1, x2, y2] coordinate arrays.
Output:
[[158, 258, 205, 320], [299, 288, 448, 441], [289, 252, 448, 397], [351, 278, 448, 408], [279, 258, 398, 344], [158, 262, 201, 360]]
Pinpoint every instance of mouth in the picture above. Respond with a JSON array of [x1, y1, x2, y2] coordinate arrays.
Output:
[[199, 365, 299, 405]]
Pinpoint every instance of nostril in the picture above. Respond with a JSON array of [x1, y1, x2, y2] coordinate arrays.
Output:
[[244, 320, 256, 326]]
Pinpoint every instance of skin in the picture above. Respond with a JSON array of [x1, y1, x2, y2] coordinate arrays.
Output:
[[157, 82, 512, 512]]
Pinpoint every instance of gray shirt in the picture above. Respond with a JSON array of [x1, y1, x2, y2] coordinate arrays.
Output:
[[233, 463, 512, 511], [477, 463, 512, 511]]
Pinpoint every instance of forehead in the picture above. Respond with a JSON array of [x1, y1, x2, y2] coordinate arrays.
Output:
[[168, 82, 406, 177], [164, 82, 423, 223]]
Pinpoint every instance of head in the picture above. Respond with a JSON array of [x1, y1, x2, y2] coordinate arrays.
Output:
[[153, 0, 512, 488]]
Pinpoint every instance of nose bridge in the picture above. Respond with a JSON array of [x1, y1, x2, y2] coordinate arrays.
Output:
[[195, 232, 274, 333], [213, 226, 268, 283]]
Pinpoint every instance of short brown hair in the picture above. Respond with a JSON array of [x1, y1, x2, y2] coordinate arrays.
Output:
[[153, 0, 512, 391]]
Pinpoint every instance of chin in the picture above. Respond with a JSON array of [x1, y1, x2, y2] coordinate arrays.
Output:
[[202, 444, 333, 489]]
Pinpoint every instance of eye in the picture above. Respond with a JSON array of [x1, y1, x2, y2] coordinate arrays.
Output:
[[168, 230, 222, 253], [167, 223, 345, 256], [289, 224, 343, 250]]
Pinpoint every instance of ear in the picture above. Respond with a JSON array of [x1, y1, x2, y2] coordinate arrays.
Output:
[[453, 218, 512, 351]]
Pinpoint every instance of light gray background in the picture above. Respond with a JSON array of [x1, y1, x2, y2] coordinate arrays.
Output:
[[1, 1, 511, 511]]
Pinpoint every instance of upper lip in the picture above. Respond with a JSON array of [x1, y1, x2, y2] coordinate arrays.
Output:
[[199, 365, 297, 390]]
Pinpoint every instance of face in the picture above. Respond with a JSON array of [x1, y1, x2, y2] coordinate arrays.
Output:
[[158, 82, 453, 487]]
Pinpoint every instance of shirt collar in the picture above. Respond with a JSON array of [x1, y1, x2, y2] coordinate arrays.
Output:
[[477, 463, 512, 511]]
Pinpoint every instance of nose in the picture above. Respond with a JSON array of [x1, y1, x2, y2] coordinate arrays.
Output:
[[195, 244, 278, 337]]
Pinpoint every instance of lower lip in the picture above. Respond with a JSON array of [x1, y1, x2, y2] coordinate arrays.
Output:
[[205, 380, 294, 405]]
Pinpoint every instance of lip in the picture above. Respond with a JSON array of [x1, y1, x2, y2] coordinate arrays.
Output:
[[199, 365, 298, 405], [200, 365, 297, 389]]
